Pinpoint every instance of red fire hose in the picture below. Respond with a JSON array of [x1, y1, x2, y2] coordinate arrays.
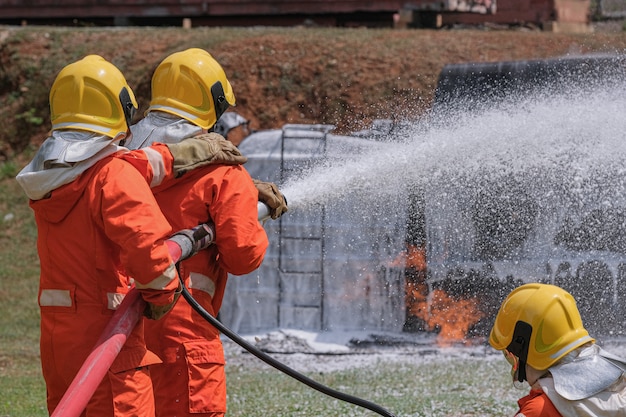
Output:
[[49, 288, 146, 417]]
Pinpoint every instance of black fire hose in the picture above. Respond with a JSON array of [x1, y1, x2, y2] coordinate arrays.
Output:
[[180, 282, 397, 417], [176, 202, 397, 416]]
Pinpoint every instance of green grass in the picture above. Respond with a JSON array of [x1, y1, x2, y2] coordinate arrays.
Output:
[[0, 174, 520, 416], [225, 355, 520, 416], [0, 177, 46, 416]]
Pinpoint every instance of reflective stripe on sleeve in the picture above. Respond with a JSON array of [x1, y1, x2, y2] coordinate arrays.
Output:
[[188, 272, 216, 298], [133, 263, 177, 291], [142, 146, 167, 187], [107, 292, 126, 310], [39, 289, 72, 307]]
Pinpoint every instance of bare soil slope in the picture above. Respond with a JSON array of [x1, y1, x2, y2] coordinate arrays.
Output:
[[1, 26, 626, 160]]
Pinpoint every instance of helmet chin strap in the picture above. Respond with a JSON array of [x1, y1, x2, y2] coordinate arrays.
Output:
[[507, 321, 533, 383], [116, 86, 137, 148], [211, 81, 230, 122], [119, 87, 137, 128]]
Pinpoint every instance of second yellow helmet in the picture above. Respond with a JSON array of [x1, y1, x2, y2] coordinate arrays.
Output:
[[149, 48, 236, 130]]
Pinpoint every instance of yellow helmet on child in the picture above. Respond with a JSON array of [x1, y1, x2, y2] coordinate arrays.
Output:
[[149, 48, 236, 130], [489, 283, 594, 378], [49, 55, 137, 140]]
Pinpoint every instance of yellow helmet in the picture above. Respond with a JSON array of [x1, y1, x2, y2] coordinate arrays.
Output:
[[489, 283, 594, 380], [49, 55, 137, 140], [148, 48, 236, 130]]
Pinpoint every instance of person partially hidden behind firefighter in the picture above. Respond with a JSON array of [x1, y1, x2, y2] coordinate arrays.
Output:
[[15, 55, 250, 416], [490, 282, 626, 417], [126, 48, 287, 417]]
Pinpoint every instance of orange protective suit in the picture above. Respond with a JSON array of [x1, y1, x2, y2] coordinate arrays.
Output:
[[145, 164, 269, 416], [30, 145, 181, 416], [515, 389, 562, 417]]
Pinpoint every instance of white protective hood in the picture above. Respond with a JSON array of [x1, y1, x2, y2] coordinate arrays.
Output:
[[127, 112, 202, 149], [16, 130, 125, 200], [539, 344, 626, 417]]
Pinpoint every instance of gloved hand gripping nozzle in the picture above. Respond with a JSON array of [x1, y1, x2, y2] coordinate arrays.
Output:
[[168, 223, 215, 261], [168, 195, 288, 260]]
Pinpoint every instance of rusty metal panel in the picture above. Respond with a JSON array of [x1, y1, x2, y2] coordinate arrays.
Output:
[[0, 0, 585, 29], [202, 1, 401, 14], [554, 0, 591, 23], [0, 0, 405, 17]]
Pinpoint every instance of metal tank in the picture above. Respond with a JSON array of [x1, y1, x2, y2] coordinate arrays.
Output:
[[219, 124, 409, 334]]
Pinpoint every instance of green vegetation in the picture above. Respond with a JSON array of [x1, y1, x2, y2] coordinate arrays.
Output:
[[0, 178, 46, 416], [0, 161, 19, 180]]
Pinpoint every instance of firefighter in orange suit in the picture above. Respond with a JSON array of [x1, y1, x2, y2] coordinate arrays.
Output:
[[127, 48, 286, 416], [490, 283, 626, 417], [15, 55, 247, 416]]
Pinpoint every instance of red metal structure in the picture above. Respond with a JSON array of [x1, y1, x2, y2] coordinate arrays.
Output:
[[0, 0, 593, 31], [0, 0, 494, 27], [2, 0, 399, 27]]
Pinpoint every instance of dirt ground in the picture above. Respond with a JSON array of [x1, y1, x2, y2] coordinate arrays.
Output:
[[2, 24, 626, 159]]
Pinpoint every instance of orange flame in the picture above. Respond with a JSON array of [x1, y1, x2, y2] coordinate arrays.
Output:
[[390, 244, 427, 270], [407, 287, 484, 346]]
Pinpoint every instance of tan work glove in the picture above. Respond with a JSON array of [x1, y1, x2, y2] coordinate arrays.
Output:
[[166, 132, 248, 178], [144, 282, 183, 320], [253, 179, 288, 220]]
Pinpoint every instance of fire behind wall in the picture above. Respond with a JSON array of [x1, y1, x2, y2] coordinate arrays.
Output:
[[425, 54, 626, 340]]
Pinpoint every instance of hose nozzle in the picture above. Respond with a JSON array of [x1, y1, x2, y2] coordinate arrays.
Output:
[[257, 201, 272, 222], [257, 194, 288, 222]]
